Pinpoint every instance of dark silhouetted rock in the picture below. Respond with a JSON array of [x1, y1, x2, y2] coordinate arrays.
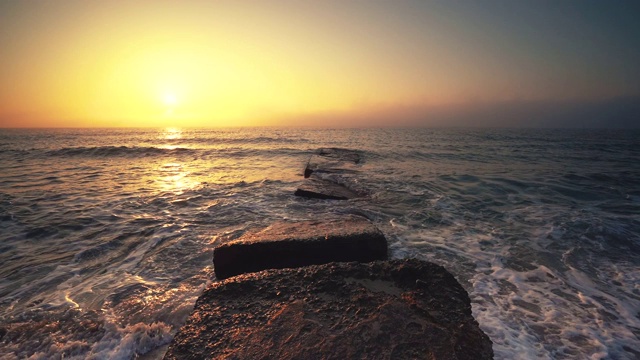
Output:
[[213, 216, 387, 280], [294, 177, 360, 200], [164, 259, 494, 360], [304, 148, 361, 178]]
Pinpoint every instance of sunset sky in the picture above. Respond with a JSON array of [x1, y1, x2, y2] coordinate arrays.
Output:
[[1, 0, 639, 128]]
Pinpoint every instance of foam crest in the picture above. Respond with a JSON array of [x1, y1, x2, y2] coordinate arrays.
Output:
[[87, 321, 173, 360]]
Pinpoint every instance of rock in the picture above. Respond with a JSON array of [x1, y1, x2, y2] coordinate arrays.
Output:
[[164, 259, 494, 360], [213, 216, 387, 280], [304, 148, 361, 178], [304, 155, 359, 178], [317, 147, 361, 163], [294, 177, 360, 200], [303, 165, 314, 178]]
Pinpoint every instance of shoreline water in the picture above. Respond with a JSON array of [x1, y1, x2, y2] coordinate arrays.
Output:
[[1, 127, 639, 359]]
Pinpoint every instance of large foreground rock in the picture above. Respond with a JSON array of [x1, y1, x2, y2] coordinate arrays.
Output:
[[294, 177, 360, 200], [165, 259, 493, 360], [213, 216, 387, 279]]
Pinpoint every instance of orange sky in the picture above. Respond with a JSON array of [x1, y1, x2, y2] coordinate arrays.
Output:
[[1, 1, 639, 128]]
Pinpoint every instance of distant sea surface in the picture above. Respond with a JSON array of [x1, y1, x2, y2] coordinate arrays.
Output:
[[1, 127, 639, 359]]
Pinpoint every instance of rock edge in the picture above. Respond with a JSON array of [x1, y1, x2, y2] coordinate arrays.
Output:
[[213, 216, 388, 279]]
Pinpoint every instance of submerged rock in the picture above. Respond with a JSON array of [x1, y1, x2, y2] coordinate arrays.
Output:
[[164, 259, 494, 360], [304, 148, 361, 178], [294, 177, 360, 200], [213, 216, 387, 280], [317, 147, 361, 163]]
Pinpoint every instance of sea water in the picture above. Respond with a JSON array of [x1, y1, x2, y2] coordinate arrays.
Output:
[[0, 127, 638, 359]]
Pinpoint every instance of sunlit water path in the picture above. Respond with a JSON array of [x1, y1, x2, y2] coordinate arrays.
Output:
[[0, 128, 639, 359]]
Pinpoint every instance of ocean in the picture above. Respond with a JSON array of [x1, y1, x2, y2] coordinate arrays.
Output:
[[0, 127, 639, 359]]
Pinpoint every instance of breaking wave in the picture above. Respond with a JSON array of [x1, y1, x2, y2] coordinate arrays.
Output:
[[47, 146, 198, 158]]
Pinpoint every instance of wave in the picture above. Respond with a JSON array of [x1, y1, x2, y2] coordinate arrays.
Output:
[[161, 135, 304, 145], [43, 145, 305, 159], [47, 146, 198, 158]]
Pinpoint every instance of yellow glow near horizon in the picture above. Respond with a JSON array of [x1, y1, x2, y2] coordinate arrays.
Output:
[[0, 2, 373, 127], [0, 1, 638, 128], [163, 93, 177, 107]]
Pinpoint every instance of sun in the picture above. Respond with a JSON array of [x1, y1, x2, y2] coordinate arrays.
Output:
[[163, 93, 178, 107]]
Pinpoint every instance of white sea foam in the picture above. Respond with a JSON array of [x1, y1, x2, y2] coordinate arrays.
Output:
[[389, 191, 640, 359], [86, 321, 173, 360], [21, 321, 173, 360]]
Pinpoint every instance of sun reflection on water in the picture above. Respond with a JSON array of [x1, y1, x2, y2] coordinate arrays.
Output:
[[162, 127, 182, 140], [157, 127, 192, 150], [157, 162, 199, 194]]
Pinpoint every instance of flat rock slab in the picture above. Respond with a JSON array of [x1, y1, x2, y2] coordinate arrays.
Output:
[[317, 147, 361, 163], [294, 177, 360, 200], [213, 216, 387, 280], [165, 259, 494, 360], [304, 148, 361, 178]]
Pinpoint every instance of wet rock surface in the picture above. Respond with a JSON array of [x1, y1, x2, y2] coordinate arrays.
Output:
[[304, 148, 361, 178], [164, 259, 493, 360], [298, 147, 363, 199], [213, 216, 387, 280], [294, 176, 360, 200]]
